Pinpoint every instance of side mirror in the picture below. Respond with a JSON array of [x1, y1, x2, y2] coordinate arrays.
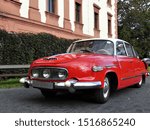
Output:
[[142, 58, 150, 66]]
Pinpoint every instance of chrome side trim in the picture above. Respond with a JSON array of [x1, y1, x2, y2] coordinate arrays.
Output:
[[121, 74, 143, 81]]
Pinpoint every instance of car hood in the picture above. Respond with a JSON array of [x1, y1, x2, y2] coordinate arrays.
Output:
[[33, 53, 105, 64], [34, 53, 92, 64]]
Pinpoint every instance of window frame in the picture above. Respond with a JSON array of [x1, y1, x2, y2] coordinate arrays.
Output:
[[116, 41, 127, 56], [75, 2, 82, 23], [47, 0, 57, 14], [107, 0, 112, 6], [93, 4, 100, 30], [124, 42, 135, 57], [94, 12, 99, 29], [107, 13, 112, 37], [132, 46, 139, 58]]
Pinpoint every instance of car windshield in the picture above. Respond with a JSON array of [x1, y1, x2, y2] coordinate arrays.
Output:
[[68, 40, 114, 55]]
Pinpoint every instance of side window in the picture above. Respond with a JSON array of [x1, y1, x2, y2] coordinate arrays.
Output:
[[132, 47, 139, 58], [125, 43, 134, 57], [116, 41, 127, 56]]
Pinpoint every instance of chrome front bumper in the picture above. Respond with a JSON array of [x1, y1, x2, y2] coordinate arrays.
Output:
[[54, 81, 101, 89], [20, 77, 101, 90]]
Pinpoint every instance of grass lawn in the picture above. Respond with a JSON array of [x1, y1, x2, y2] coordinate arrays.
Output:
[[0, 78, 21, 89], [148, 66, 150, 72]]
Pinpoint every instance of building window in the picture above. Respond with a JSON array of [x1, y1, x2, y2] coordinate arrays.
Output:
[[75, 2, 81, 23], [107, 0, 112, 6], [94, 5, 100, 30], [108, 13, 112, 37], [108, 19, 111, 34], [48, 0, 55, 13], [94, 12, 99, 29]]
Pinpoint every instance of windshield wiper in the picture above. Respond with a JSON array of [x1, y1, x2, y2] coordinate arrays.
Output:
[[80, 49, 93, 53]]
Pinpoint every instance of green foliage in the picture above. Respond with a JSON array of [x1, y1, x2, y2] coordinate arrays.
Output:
[[0, 78, 21, 88], [0, 30, 75, 65], [118, 0, 150, 58], [148, 67, 150, 72]]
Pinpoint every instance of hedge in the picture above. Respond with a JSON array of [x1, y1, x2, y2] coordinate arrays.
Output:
[[0, 30, 75, 65]]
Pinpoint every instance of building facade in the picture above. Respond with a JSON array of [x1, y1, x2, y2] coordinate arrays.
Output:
[[0, 0, 118, 39]]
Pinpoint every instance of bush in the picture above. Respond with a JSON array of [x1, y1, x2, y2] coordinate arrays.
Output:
[[0, 30, 75, 65]]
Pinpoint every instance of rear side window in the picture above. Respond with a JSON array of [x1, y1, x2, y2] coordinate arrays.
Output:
[[125, 43, 134, 57], [132, 47, 139, 58]]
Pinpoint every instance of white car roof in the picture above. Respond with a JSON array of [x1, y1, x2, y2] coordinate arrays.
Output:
[[74, 38, 127, 44]]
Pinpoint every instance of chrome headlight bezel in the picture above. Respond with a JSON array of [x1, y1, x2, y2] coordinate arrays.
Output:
[[58, 70, 67, 79], [43, 69, 51, 79], [31, 67, 68, 80], [31, 69, 39, 78]]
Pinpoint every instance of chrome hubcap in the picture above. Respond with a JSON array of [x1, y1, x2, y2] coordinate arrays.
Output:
[[139, 78, 143, 85], [103, 77, 110, 98]]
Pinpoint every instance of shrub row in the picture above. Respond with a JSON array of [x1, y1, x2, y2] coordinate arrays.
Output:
[[0, 30, 75, 65]]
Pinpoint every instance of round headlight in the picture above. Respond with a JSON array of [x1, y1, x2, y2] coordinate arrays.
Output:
[[58, 71, 66, 79], [32, 70, 39, 78], [43, 69, 50, 78]]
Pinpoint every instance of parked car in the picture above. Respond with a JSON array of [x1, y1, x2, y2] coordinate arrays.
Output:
[[20, 38, 149, 103]]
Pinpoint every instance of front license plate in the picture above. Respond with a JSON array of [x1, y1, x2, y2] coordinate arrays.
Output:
[[31, 80, 53, 89]]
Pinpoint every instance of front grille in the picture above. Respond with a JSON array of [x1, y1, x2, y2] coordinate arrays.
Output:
[[31, 67, 68, 80]]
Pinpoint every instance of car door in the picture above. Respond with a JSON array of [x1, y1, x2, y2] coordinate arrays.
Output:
[[132, 46, 144, 83], [124, 42, 138, 85], [116, 41, 134, 88]]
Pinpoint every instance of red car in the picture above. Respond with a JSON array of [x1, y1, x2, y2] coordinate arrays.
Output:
[[20, 38, 149, 103]]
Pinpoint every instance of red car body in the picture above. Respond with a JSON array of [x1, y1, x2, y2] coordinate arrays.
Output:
[[20, 38, 148, 103]]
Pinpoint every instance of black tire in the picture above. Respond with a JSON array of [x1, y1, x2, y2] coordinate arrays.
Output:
[[40, 89, 56, 98], [93, 76, 110, 103], [135, 76, 143, 88]]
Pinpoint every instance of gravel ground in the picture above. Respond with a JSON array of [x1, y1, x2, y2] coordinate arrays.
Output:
[[0, 77, 150, 113]]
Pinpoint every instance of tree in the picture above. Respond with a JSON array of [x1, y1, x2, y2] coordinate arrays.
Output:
[[118, 0, 150, 58]]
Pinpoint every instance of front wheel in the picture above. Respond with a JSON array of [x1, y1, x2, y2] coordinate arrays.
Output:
[[93, 76, 110, 103]]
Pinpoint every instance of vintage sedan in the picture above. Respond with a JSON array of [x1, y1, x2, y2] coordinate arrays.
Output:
[[20, 38, 149, 103]]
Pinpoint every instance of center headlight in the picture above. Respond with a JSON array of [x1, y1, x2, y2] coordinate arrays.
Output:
[[32, 69, 39, 78], [58, 71, 66, 79], [43, 69, 51, 78]]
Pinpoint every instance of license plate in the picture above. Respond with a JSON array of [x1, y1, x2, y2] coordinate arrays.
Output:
[[31, 80, 53, 89]]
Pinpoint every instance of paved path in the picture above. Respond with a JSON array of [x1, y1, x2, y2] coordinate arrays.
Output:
[[0, 77, 150, 113]]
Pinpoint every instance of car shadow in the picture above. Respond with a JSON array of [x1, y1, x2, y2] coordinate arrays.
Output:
[[23, 85, 141, 105]]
